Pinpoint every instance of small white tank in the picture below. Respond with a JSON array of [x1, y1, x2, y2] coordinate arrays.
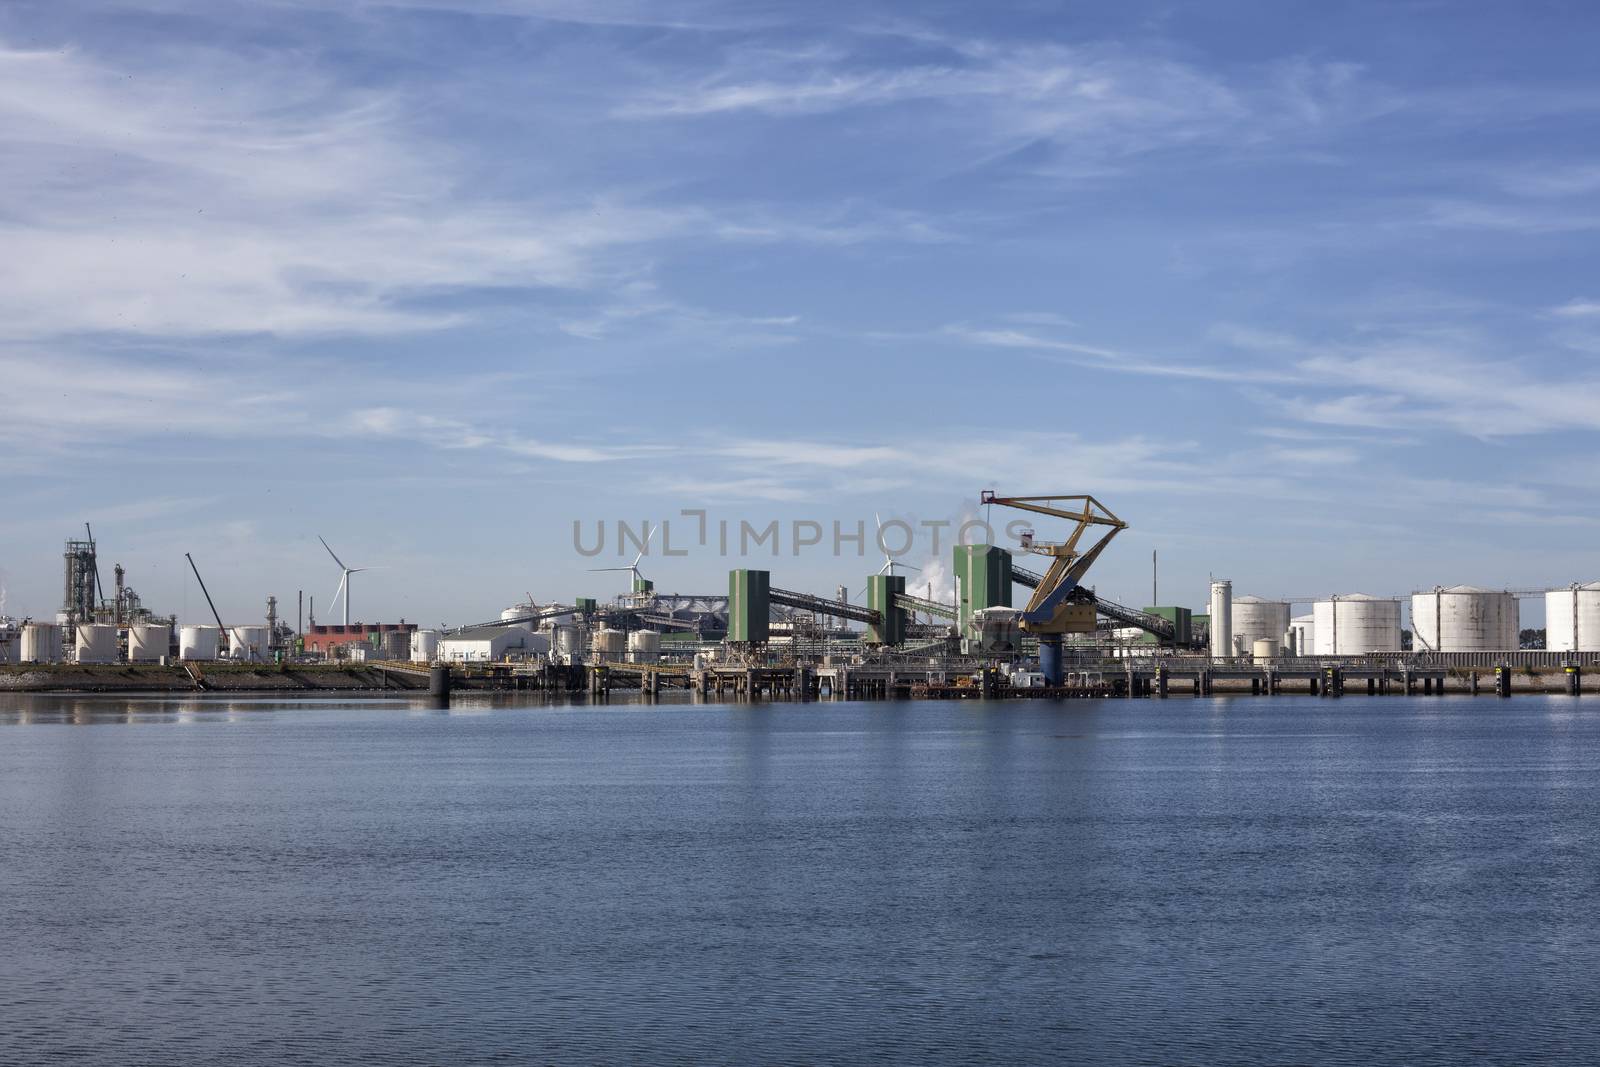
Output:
[[128, 624, 172, 662], [410, 629, 439, 663], [21, 623, 62, 663], [229, 625, 270, 661], [591, 627, 626, 664], [75, 623, 117, 664], [180, 625, 220, 660], [1251, 637, 1278, 661], [628, 630, 661, 664]]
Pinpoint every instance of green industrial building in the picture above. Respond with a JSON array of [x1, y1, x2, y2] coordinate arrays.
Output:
[[728, 569, 770, 644], [865, 574, 906, 645], [954, 544, 1013, 636]]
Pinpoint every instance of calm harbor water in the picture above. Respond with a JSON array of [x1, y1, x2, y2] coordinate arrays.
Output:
[[1, 692, 1598, 1065]]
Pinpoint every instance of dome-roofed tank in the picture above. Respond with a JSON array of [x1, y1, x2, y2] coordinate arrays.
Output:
[[627, 630, 661, 664], [128, 624, 172, 662], [1312, 594, 1401, 655], [229, 625, 269, 661], [1233, 596, 1291, 655], [75, 623, 117, 664], [180, 625, 220, 660], [1546, 582, 1600, 652], [591, 628, 626, 664], [1411, 586, 1518, 652]]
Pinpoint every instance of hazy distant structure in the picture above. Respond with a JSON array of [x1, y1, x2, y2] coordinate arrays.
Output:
[[1411, 586, 1518, 652], [1313, 594, 1402, 654], [1545, 582, 1600, 652]]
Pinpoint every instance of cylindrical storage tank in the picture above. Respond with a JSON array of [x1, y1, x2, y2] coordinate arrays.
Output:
[[1233, 596, 1291, 653], [410, 629, 439, 663], [1289, 615, 1314, 658], [127, 624, 172, 662], [1545, 582, 1600, 652], [1251, 637, 1278, 661], [228, 625, 269, 661], [21, 623, 63, 663], [75, 623, 117, 664], [628, 630, 661, 664], [1208, 580, 1233, 660], [1312, 595, 1401, 655], [500, 607, 536, 632], [552, 624, 579, 658], [1411, 586, 1518, 652], [591, 627, 626, 664], [180, 625, 220, 660]]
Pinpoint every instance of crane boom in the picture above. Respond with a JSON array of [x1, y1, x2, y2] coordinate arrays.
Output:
[[980, 491, 1126, 635]]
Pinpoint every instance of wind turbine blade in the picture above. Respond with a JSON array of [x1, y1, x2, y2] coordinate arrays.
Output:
[[589, 567, 632, 572], [318, 535, 348, 571], [330, 574, 347, 614]]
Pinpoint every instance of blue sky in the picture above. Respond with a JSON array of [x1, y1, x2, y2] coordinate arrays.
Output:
[[2, 0, 1598, 627]]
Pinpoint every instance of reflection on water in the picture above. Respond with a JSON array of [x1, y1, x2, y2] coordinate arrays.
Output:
[[1, 694, 1598, 1065]]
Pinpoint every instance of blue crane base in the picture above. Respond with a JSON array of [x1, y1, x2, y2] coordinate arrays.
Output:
[[1039, 636, 1064, 686]]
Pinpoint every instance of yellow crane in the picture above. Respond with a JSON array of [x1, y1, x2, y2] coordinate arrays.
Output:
[[980, 491, 1128, 684]]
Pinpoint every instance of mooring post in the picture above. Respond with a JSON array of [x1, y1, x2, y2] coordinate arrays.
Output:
[[428, 663, 451, 705]]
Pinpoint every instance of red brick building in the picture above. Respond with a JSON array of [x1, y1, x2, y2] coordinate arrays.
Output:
[[303, 622, 417, 658]]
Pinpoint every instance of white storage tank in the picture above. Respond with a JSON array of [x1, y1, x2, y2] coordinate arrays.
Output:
[[1312, 594, 1401, 655], [229, 625, 269, 661], [500, 607, 537, 632], [1288, 615, 1314, 658], [1208, 579, 1233, 659], [128, 624, 172, 662], [1411, 586, 1518, 652], [1545, 582, 1600, 652], [1251, 637, 1278, 661], [1233, 597, 1291, 653], [410, 629, 440, 663], [551, 624, 579, 657], [75, 623, 117, 664], [21, 623, 63, 663], [180, 625, 220, 660], [627, 630, 662, 664], [591, 627, 626, 664]]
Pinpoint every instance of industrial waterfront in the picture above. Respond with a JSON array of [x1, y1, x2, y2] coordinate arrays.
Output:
[[4, 494, 1599, 701]]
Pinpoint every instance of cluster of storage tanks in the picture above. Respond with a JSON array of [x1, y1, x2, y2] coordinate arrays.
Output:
[[12, 622, 275, 663], [1208, 581, 1600, 656]]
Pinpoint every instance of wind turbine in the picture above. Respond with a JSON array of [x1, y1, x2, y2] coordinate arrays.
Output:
[[874, 512, 920, 577], [590, 523, 654, 594], [319, 536, 368, 627], [855, 514, 920, 603]]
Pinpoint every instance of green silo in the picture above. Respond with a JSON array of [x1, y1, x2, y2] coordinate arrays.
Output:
[[728, 569, 770, 644], [866, 574, 906, 645]]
